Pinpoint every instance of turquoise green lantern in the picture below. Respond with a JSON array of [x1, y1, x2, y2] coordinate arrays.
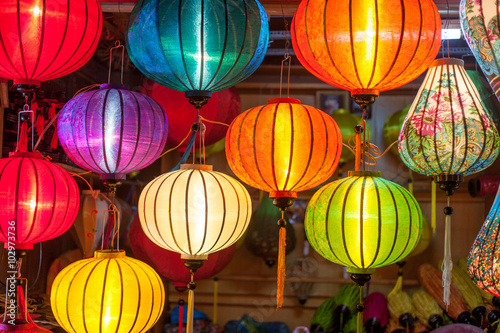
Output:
[[126, 0, 269, 104], [305, 171, 422, 275]]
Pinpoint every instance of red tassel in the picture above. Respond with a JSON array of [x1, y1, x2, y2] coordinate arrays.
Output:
[[35, 114, 45, 136], [179, 302, 184, 333], [50, 125, 59, 150], [18, 122, 28, 152], [276, 225, 286, 310], [48, 104, 56, 119]]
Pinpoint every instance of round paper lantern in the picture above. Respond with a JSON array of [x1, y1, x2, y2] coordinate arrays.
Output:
[[57, 84, 168, 180], [383, 106, 411, 156], [226, 98, 342, 199], [460, 0, 500, 102], [331, 108, 372, 164], [305, 171, 423, 274], [291, 0, 441, 97], [129, 215, 236, 288], [398, 58, 500, 177], [0, 0, 102, 86], [51, 250, 164, 333], [126, 0, 269, 97], [138, 164, 252, 259], [141, 80, 241, 151], [0, 152, 80, 249]]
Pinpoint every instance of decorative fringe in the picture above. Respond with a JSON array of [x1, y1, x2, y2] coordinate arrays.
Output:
[[18, 122, 28, 152], [276, 225, 287, 310], [35, 114, 45, 136], [50, 126, 59, 150], [187, 288, 195, 333], [441, 197, 452, 311], [213, 278, 218, 324], [388, 275, 403, 298], [179, 301, 184, 333], [431, 180, 436, 235]]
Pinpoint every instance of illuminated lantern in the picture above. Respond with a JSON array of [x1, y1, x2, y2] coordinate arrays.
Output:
[[141, 80, 241, 151], [0, 152, 80, 249], [331, 108, 372, 164], [226, 98, 342, 198], [0, 0, 102, 87], [305, 171, 422, 276], [399, 58, 499, 178], [126, 0, 268, 104], [291, 0, 441, 99], [57, 84, 168, 180], [138, 164, 251, 260], [460, 0, 500, 102], [469, 187, 500, 297], [51, 250, 164, 333]]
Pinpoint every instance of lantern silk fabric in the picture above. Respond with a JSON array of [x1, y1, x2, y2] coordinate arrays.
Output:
[[398, 58, 500, 176], [51, 250, 164, 333], [126, 0, 269, 94], [139, 164, 252, 257], [0, 0, 102, 85], [291, 0, 441, 96], [0, 152, 80, 249], [305, 171, 422, 273], [58, 84, 168, 179], [226, 98, 342, 197]]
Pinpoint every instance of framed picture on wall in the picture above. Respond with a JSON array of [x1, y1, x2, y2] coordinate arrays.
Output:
[[316, 90, 350, 115]]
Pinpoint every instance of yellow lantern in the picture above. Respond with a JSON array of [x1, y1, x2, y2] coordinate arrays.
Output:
[[50, 250, 164, 333]]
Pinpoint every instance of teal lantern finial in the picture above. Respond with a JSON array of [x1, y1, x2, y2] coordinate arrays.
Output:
[[126, 0, 269, 98]]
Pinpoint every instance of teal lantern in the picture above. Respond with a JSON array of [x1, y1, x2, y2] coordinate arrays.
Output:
[[126, 0, 269, 106]]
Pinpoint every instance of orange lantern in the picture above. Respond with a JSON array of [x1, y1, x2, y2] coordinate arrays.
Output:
[[226, 97, 342, 309], [291, 0, 442, 98]]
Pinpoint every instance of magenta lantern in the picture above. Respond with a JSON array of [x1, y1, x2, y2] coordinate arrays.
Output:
[[57, 84, 168, 179], [0, 152, 80, 249]]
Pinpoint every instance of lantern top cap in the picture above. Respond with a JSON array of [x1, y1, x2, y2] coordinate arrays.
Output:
[[348, 171, 381, 177], [100, 83, 130, 91], [94, 250, 126, 259], [9, 151, 44, 159], [431, 58, 464, 68], [180, 164, 214, 171], [267, 98, 301, 105]]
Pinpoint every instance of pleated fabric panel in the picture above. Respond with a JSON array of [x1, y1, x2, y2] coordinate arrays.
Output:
[[291, 0, 441, 94], [57, 86, 168, 178], [126, 0, 269, 93], [51, 251, 165, 333], [398, 58, 500, 176], [138, 168, 252, 256], [226, 99, 342, 194], [0, 153, 80, 248], [0, 0, 102, 83], [305, 172, 422, 271]]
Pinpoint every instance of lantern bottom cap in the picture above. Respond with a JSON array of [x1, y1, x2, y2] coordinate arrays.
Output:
[[94, 249, 126, 259], [346, 266, 375, 275], [12, 79, 41, 88], [4, 242, 33, 250], [269, 190, 297, 199], [181, 254, 209, 261], [351, 89, 379, 98]]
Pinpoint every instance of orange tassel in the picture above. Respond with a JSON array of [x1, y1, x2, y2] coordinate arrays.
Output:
[[18, 122, 28, 152], [276, 225, 286, 310]]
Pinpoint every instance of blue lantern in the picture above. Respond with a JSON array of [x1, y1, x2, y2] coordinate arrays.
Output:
[[126, 0, 269, 102]]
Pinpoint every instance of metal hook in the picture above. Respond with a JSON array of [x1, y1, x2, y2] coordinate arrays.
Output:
[[108, 40, 125, 84]]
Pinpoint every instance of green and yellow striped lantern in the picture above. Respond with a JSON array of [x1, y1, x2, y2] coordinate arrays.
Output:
[[305, 171, 423, 276]]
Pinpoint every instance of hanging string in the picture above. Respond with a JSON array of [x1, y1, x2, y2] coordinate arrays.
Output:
[[279, 0, 291, 98], [441, 196, 453, 310], [198, 115, 230, 127], [213, 277, 218, 325], [187, 274, 196, 333], [276, 210, 287, 310], [431, 180, 437, 235]]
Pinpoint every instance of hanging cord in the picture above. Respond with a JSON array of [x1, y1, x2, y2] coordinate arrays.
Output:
[[276, 210, 287, 310], [16, 96, 34, 152], [213, 277, 218, 325], [186, 273, 196, 333], [28, 243, 43, 291], [108, 41, 125, 84], [279, 0, 291, 98], [441, 196, 453, 310]]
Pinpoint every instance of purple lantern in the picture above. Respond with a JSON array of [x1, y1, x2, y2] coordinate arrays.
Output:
[[58, 84, 168, 179]]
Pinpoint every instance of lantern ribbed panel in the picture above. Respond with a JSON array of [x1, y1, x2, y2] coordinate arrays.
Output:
[[291, 0, 441, 95], [0, 153, 80, 249], [0, 0, 102, 84], [398, 58, 500, 176], [226, 98, 342, 195], [305, 172, 422, 272], [57, 85, 168, 178], [51, 250, 164, 333], [460, 0, 500, 100], [138, 166, 252, 256], [126, 0, 269, 93]]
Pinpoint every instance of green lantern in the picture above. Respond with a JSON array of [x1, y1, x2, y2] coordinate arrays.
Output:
[[305, 171, 423, 276], [383, 105, 410, 156], [331, 109, 372, 164]]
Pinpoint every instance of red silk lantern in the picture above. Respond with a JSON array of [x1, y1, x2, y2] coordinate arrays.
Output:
[[129, 216, 235, 288], [141, 80, 241, 151], [0, 0, 102, 87], [291, 0, 441, 97], [0, 152, 80, 249]]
